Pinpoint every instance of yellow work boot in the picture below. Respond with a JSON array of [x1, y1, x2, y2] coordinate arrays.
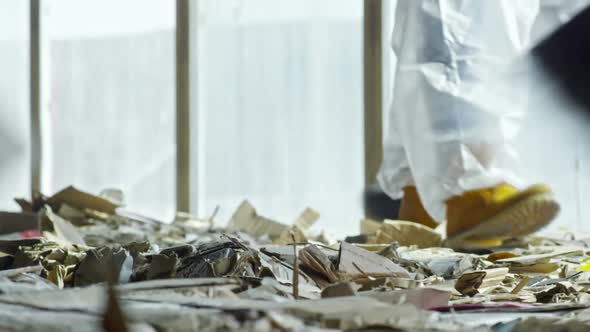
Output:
[[398, 186, 438, 229], [445, 183, 559, 247]]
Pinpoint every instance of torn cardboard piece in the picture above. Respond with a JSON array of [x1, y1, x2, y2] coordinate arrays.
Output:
[[337, 242, 410, 279], [298, 245, 340, 283], [455, 268, 508, 296], [226, 201, 287, 239], [46, 186, 120, 215], [0, 212, 40, 235], [74, 247, 132, 286], [375, 219, 442, 248], [273, 208, 319, 245], [360, 218, 382, 235]]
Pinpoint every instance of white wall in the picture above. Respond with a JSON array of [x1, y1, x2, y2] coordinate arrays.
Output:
[[193, 0, 364, 236], [0, 1, 30, 211], [43, 0, 176, 220]]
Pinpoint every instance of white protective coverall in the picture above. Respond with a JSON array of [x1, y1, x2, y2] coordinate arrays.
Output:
[[378, 0, 587, 222]]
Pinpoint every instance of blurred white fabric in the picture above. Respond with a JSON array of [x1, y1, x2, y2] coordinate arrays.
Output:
[[379, 0, 540, 221]]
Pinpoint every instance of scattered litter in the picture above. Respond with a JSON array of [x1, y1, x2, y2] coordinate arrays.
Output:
[[0, 186, 588, 331]]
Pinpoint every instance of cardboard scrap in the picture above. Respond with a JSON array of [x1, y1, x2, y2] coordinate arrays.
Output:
[[298, 245, 340, 283], [74, 247, 133, 286], [226, 201, 287, 239], [360, 218, 382, 235], [46, 186, 120, 215], [274, 225, 307, 245], [273, 208, 319, 245], [0, 212, 40, 235], [293, 208, 319, 231], [455, 271, 487, 297], [375, 219, 442, 248], [13, 198, 34, 213], [337, 242, 410, 279], [455, 268, 508, 297]]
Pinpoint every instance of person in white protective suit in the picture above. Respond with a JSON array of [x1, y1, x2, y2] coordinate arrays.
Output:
[[378, 0, 587, 247]]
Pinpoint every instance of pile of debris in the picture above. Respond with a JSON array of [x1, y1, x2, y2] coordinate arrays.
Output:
[[1, 186, 590, 331]]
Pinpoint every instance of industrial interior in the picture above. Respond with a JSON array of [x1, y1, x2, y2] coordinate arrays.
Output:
[[1, 0, 590, 331]]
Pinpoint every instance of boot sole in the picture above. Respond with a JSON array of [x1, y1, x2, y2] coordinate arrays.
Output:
[[445, 193, 560, 248]]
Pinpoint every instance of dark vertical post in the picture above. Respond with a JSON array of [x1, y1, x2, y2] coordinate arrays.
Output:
[[176, 0, 191, 213], [363, 0, 383, 188], [30, 0, 42, 200]]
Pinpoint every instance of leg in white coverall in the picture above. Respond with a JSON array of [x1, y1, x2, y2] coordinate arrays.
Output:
[[377, 0, 563, 244]]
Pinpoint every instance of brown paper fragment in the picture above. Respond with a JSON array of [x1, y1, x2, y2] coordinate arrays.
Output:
[[46, 186, 120, 215], [13, 198, 34, 213]]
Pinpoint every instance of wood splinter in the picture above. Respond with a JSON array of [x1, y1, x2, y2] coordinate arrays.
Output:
[[290, 230, 299, 299]]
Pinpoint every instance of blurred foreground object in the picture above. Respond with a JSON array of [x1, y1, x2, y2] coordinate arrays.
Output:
[[533, 5, 590, 114]]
